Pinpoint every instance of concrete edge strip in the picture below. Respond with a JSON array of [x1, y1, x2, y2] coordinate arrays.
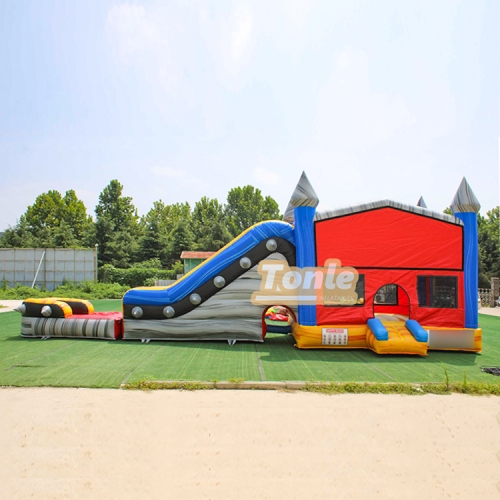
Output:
[[120, 380, 310, 390], [120, 380, 485, 391]]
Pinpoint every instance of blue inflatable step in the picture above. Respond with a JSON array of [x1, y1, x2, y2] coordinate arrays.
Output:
[[367, 318, 389, 341], [405, 319, 429, 343]]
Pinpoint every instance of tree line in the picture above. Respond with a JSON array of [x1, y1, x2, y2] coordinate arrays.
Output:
[[0, 180, 281, 270], [1, 181, 498, 287]]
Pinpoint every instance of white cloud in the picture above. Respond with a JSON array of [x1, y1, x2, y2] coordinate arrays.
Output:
[[150, 166, 209, 191], [314, 49, 417, 151], [106, 3, 166, 61], [253, 167, 279, 186], [150, 166, 185, 181], [198, 2, 255, 86], [105, 0, 256, 115], [106, 2, 181, 94], [280, 0, 317, 30], [231, 6, 253, 64]]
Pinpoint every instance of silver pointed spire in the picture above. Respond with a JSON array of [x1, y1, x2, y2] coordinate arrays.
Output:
[[289, 171, 319, 208], [283, 200, 295, 223], [417, 196, 427, 208], [450, 177, 480, 213]]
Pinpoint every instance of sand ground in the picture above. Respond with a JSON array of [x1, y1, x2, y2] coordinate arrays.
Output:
[[0, 388, 499, 500]]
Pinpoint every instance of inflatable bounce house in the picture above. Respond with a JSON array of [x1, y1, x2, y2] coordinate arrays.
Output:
[[16, 173, 482, 356]]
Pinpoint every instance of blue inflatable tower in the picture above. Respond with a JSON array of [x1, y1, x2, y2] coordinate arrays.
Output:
[[450, 178, 481, 329], [287, 172, 319, 326]]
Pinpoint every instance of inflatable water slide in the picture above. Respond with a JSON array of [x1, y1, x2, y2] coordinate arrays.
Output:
[[19, 221, 297, 343], [122, 221, 296, 341], [16, 172, 482, 356]]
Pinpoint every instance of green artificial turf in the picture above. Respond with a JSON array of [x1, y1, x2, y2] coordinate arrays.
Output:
[[91, 300, 123, 313], [0, 303, 499, 388], [258, 314, 500, 384]]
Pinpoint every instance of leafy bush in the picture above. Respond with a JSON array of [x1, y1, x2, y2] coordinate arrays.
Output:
[[0, 284, 46, 300], [100, 263, 178, 288], [0, 281, 129, 300], [53, 281, 129, 299], [131, 258, 163, 269]]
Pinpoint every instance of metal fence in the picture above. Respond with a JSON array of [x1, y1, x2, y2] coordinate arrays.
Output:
[[479, 277, 499, 308], [479, 288, 492, 307], [0, 248, 97, 291]]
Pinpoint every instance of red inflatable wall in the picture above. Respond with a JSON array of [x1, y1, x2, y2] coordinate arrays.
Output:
[[314, 207, 465, 328]]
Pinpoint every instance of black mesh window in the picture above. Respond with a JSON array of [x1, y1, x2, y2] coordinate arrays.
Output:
[[417, 276, 458, 308], [374, 284, 398, 305]]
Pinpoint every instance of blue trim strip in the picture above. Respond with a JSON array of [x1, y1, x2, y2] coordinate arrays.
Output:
[[367, 318, 388, 341], [123, 221, 295, 306], [455, 212, 478, 328], [405, 319, 428, 343], [294, 206, 317, 326]]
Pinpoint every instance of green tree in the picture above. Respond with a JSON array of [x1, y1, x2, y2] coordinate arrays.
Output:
[[105, 230, 140, 268], [138, 201, 192, 266], [225, 186, 281, 237], [52, 221, 78, 248], [200, 220, 233, 251], [0, 189, 91, 248], [24, 190, 65, 236], [95, 180, 141, 267], [162, 202, 192, 233], [0, 216, 37, 247], [192, 197, 232, 251], [139, 215, 168, 263], [61, 190, 92, 241], [167, 219, 194, 264], [80, 219, 97, 248]]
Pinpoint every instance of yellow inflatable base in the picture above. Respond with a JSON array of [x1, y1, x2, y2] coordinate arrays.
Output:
[[293, 321, 482, 355]]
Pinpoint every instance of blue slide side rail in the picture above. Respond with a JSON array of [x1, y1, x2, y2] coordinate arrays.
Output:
[[367, 318, 388, 341], [405, 319, 428, 343]]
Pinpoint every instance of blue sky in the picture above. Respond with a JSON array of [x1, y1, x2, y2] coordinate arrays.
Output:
[[1, 0, 499, 230]]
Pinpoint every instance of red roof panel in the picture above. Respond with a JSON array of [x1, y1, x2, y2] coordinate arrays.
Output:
[[315, 207, 463, 270]]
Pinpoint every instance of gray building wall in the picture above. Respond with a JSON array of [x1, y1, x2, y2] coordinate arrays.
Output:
[[0, 248, 97, 291]]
